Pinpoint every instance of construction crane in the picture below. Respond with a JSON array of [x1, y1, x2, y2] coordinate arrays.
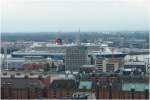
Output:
[[129, 43, 133, 61], [111, 48, 116, 63]]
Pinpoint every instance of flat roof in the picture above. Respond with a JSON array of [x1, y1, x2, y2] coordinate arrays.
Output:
[[79, 81, 92, 90], [122, 83, 149, 92]]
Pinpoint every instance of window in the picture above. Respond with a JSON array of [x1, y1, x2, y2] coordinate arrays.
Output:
[[53, 90, 57, 98], [66, 92, 70, 97], [145, 89, 149, 99], [35, 87, 40, 97], [53, 90, 56, 95], [60, 91, 63, 97], [106, 64, 114, 72], [27, 88, 30, 99], [53, 95, 56, 98], [128, 93, 130, 99], [131, 89, 135, 99], [9, 87, 12, 98], [109, 86, 112, 99]]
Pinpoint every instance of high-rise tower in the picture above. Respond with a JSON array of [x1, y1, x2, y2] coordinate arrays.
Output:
[[65, 45, 88, 71]]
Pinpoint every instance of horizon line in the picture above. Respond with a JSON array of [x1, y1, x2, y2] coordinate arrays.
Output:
[[1, 30, 149, 34]]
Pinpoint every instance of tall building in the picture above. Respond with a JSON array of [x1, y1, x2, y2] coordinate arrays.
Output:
[[65, 45, 88, 71]]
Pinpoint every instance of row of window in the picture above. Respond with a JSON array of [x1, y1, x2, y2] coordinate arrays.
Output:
[[1, 87, 39, 99], [52, 91, 71, 98]]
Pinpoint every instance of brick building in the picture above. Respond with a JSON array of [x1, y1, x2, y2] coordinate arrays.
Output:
[[80, 72, 149, 83], [1, 72, 51, 99], [95, 82, 149, 99], [1, 71, 149, 99], [47, 79, 77, 99], [120, 83, 149, 99], [1, 78, 44, 99], [79, 72, 149, 99]]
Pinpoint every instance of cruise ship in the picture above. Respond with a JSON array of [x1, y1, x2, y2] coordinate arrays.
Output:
[[11, 42, 127, 60], [91, 46, 127, 58]]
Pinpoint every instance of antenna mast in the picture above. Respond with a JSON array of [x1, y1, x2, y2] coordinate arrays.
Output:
[[76, 28, 81, 46], [4, 38, 8, 70]]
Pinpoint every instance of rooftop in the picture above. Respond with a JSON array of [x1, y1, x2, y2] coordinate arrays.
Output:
[[50, 79, 77, 90], [79, 81, 92, 90], [1, 78, 44, 89], [122, 83, 149, 92], [1, 71, 49, 78]]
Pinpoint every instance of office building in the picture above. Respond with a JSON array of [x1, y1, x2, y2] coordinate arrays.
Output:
[[65, 45, 88, 71]]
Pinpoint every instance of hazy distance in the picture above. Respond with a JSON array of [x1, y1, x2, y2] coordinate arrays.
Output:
[[1, 0, 149, 33]]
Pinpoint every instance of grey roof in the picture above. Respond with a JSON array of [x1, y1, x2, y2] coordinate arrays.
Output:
[[50, 79, 77, 90], [1, 78, 44, 89]]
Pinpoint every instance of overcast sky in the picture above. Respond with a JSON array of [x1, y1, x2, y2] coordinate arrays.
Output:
[[1, 0, 149, 32]]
